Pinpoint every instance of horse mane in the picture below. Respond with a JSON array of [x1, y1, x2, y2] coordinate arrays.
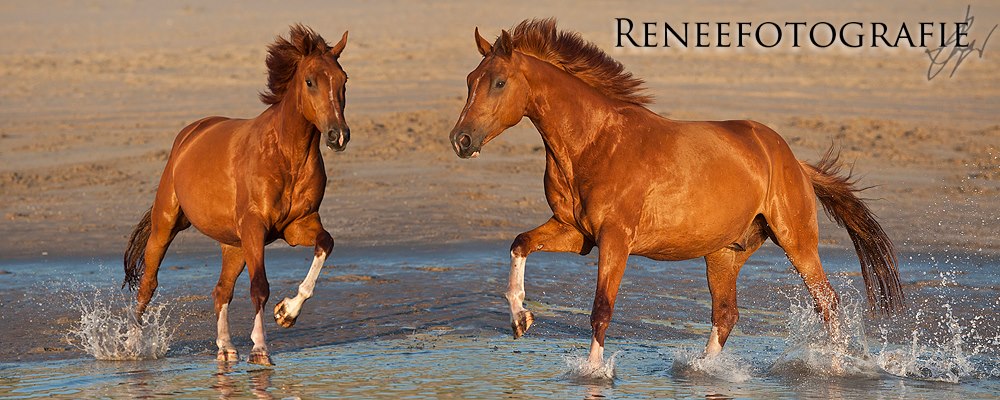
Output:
[[492, 18, 653, 106], [259, 24, 331, 105]]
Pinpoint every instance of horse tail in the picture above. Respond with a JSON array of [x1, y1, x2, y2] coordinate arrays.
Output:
[[799, 147, 903, 315], [123, 207, 153, 290]]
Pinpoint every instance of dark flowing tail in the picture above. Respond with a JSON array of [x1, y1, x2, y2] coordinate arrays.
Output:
[[123, 207, 152, 290], [800, 148, 903, 315]]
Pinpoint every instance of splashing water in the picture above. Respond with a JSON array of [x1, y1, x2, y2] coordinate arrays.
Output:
[[671, 348, 753, 383], [562, 351, 618, 381], [873, 279, 1000, 383], [768, 269, 1000, 383], [770, 282, 880, 378], [65, 286, 176, 360], [874, 307, 972, 383]]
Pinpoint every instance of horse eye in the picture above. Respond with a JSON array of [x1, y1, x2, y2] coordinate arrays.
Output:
[[495, 80, 506, 89], [305, 79, 313, 87]]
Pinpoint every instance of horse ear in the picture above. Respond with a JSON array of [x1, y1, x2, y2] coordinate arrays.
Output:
[[475, 27, 492, 56], [494, 29, 513, 57], [330, 31, 348, 58]]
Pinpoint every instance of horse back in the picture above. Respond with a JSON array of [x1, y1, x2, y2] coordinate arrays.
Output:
[[171, 116, 232, 152]]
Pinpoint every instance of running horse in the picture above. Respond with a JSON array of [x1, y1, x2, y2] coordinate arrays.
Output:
[[123, 25, 350, 366], [449, 19, 903, 367]]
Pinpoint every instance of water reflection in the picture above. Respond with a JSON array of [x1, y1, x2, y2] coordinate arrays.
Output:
[[212, 363, 274, 399], [213, 363, 236, 399], [582, 383, 608, 399], [122, 366, 157, 399], [248, 368, 274, 400]]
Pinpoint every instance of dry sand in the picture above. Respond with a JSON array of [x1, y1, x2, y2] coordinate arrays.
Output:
[[1, 0, 998, 260]]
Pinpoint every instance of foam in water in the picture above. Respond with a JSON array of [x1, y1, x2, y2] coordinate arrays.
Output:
[[562, 351, 618, 381], [65, 286, 176, 360], [670, 348, 753, 383]]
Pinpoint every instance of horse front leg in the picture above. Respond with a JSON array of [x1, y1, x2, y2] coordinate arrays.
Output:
[[274, 215, 334, 328], [508, 217, 593, 338]]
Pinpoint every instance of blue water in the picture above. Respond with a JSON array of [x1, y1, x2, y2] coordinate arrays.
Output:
[[1, 242, 998, 398]]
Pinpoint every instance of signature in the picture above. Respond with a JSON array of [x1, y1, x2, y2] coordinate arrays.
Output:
[[926, 5, 997, 80]]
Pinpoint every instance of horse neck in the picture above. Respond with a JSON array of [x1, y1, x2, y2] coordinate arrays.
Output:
[[266, 92, 320, 160], [522, 55, 623, 170]]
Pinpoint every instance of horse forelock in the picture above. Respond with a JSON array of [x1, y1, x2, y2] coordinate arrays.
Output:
[[492, 18, 653, 106], [259, 24, 333, 105]]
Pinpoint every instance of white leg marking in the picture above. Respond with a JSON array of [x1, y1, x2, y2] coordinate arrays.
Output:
[[250, 308, 268, 353], [588, 336, 605, 365], [216, 304, 233, 350], [281, 250, 328, 320], [705, 326, 723, 357], [505, 251, 527, 319]]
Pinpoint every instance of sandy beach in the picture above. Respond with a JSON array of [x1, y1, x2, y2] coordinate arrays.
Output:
[[1, 0, 997, 261]]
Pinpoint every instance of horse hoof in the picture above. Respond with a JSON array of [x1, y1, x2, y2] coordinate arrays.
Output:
[[248, 351, 275, 367], [216, 348, 239, 363], [511, 309, 534, 339], [273, 299, 297, 328]]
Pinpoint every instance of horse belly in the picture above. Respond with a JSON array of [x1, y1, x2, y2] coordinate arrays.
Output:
[[632, 169, 766, 260], [633, 203, 758, 260]]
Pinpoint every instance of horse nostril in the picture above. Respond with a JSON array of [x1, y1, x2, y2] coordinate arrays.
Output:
[[458, 134, 472, 150]]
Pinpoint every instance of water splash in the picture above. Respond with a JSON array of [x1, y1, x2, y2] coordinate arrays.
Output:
[[671, 348, 753, 383], [869, 151, 1000, 383], [562, 351, 618, 381], [770, 269, 1000, 383], [65, 286, 176, 360], [770, 282, 880, 378], [873, 278, 1000, 383]]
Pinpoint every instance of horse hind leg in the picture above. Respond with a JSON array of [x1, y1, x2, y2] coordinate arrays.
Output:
[[767, 201, 842, 340], [239, 218, 274, 366], [704, 216, 767, 356], [135, 193, 189, 321], [214, 244, 246, 362]]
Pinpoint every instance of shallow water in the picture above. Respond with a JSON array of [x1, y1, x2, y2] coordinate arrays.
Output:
[[2, 335, 998, 399], [1, 243, 998, 398]]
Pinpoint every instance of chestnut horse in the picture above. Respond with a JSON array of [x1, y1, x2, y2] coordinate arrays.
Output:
[[450, 19, 903, 367], [123, 25, 350, 366]]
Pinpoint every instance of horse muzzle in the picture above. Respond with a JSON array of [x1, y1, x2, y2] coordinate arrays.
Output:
[[450, 130, 483, 159], [326, 127, 350, 152]]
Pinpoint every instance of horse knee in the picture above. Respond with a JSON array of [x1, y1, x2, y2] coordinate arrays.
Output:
[[510, 233, 534, 257], [316, 231, 334, 255], [250, 280, 270, 306]]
